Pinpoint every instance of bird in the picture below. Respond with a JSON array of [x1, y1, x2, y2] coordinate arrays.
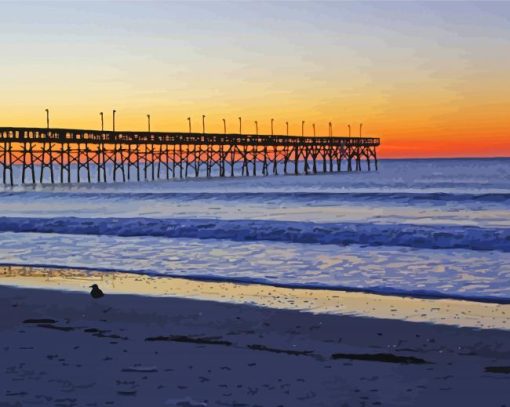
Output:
[[89, 284, 104, 299]]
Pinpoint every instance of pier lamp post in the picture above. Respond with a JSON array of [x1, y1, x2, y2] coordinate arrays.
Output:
[[238, 117, 242, 135], [286, 121, 289, 136], [100, 112, 104, 132], [45, 108, 49, 130], [112, 110, 116, 132], [187, 117, 191, 133], [348, 124, 351, 137], [271, 118, 274, 136], [202, 115, 206, 134], [255, 121, 258, 136], [147, 114, 151, 133], [313, 123, 316, 137], [359, 123, 363, 138], [329, 122, 332, 137], [301, 121, 305, 137], [222, 118, 226, 134]]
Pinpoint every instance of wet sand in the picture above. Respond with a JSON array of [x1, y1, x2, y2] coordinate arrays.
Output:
[[1, 266, 510, 406]]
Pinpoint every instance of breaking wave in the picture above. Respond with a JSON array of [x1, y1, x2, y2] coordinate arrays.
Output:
[[0, 216, 509, 252]]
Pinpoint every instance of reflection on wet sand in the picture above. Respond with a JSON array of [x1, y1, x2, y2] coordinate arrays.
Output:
[[2, 265, 509, 331]]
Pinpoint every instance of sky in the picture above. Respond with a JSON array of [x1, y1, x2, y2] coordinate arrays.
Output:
[[0, 1, 509, 158]]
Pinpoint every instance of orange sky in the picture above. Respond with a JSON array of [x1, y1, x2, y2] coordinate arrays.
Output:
[[1, 2, 509, 158]]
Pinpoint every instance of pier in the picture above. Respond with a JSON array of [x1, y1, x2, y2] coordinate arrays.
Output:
[[0, 127, 380, 185]]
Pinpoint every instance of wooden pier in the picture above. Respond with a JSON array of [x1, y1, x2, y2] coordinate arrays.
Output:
[[0, 127, 380, 185]]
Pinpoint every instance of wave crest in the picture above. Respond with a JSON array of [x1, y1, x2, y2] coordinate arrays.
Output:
[[0, 216, 509, 252]]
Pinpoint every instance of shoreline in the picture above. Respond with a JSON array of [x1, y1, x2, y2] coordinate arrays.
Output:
[[2, 262, 510, 306], [1, 278, 510, 405], [2, 265, 510, 332]]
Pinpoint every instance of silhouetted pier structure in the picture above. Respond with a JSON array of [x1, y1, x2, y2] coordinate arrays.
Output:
[[0, 127, 380, 185]]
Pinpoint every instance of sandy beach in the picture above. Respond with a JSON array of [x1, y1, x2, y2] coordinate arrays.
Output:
[[1, 266, 510, 406], [2, 0, 510, 405]]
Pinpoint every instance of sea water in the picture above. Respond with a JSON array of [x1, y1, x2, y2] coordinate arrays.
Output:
[[0, 158, 509, 302]]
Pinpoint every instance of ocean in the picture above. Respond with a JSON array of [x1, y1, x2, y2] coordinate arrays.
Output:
[[0, 158, 509, 302]]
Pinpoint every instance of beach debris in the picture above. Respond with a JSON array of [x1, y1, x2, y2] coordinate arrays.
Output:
[[122, 365, 158, 373], [331, 352, 429, 365], [248, 344, 314, 357], [145, 335, 232, 346], [36, 324, 75, 332], [117, 390, 137, 396], [165, 397, 207, 407], [485, 366, 510, 374], [83, 327, 128, 340], [23, 318, 58, 324], [90, 284, 105, 299]]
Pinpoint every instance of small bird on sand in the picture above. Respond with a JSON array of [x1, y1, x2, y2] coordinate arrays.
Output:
[[89, 284, 105, 299]]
